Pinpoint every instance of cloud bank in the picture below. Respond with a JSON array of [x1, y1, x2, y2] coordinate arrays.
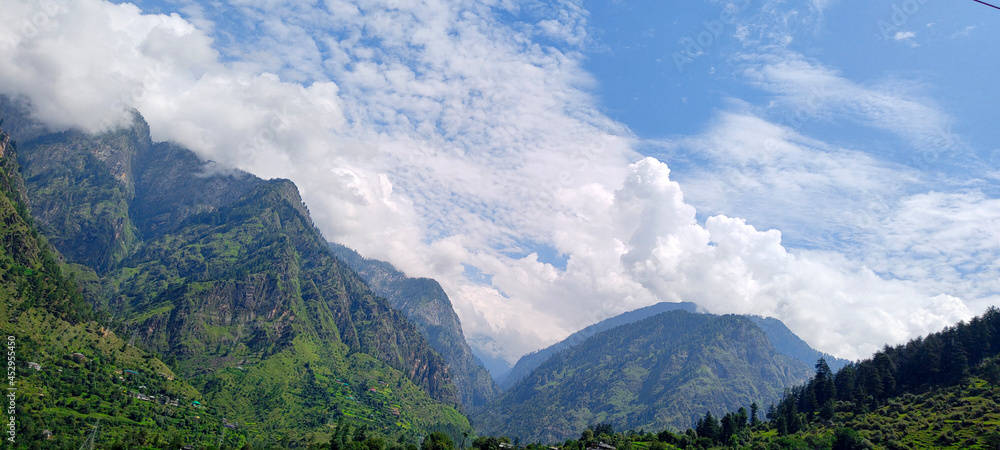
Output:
[[0, 0, 986, 364]]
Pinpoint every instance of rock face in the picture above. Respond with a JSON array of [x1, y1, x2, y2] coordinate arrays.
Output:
[[330, 243, 500, 409], [473, 310, 814, 443], [4, 105, 470, 443]]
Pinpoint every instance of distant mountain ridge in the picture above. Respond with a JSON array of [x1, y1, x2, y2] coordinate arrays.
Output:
[[501, 302, 848, 390], [500, 301, 700, 388], [473, 309, 815, 442], [329, 243, 500, 409], [747, 316, 850, 372]]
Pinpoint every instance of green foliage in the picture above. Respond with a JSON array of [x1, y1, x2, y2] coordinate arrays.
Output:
[[422, 431, 455, 450], [770, 307, 1000, 438], [831, 428, 869, 450]]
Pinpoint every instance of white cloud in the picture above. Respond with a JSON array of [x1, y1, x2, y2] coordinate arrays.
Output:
[[603, 159, 971, 359], [894, 30, 916, 41], [0, 0, 988, 365], [950, 25, 976, 39], [862, 191, 1000, 304], [740, 51, 957, 153], [667, 111, 917, 250]]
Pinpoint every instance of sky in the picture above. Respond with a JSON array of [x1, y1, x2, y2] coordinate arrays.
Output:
[[1, 0, 998, 373]]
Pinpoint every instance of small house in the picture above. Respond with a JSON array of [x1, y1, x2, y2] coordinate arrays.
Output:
[[70, 352, 86, 361], [41, 429, 53, 440], [27, 362, 41, 371]]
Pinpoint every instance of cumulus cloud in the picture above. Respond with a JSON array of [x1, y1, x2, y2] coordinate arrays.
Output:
[[594, 158, 970, 359], [0, 0, 986, 364]]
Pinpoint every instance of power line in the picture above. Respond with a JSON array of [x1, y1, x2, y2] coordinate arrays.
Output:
[[972, 0, 1000, 10], [78, 420, 100, 450]]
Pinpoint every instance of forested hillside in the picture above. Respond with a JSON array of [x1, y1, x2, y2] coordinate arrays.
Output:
[[765, 306, 1000, 442]]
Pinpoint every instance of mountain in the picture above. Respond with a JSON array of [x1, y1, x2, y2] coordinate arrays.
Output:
[[466, 334, 512, 382], [329, 243, 499, 409], [500, 302, 847, 389], [2, 103, 473, 446], [472, 309, 813, 442], [746, 316, 850, 372], [500, 302, 699, 389], [0, 126, 246, 448]]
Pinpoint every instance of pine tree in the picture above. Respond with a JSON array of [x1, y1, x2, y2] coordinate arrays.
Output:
[[695, 411, 720, 442]]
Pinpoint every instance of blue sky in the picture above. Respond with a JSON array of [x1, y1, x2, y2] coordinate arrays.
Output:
[[2, 0, 998, 370]]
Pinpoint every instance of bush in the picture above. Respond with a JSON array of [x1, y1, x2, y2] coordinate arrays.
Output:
[[832, 428, 871, 450]]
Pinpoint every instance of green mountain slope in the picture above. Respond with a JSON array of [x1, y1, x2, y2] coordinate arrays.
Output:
[[746, 316, 850, 372], [501, 303, 848, 391], [4, 107, 473, 446], [472, 310, 813, 443], [0, 127, 247, 449], [329, 243, 499, 409], [500, 302, 700, 389]]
